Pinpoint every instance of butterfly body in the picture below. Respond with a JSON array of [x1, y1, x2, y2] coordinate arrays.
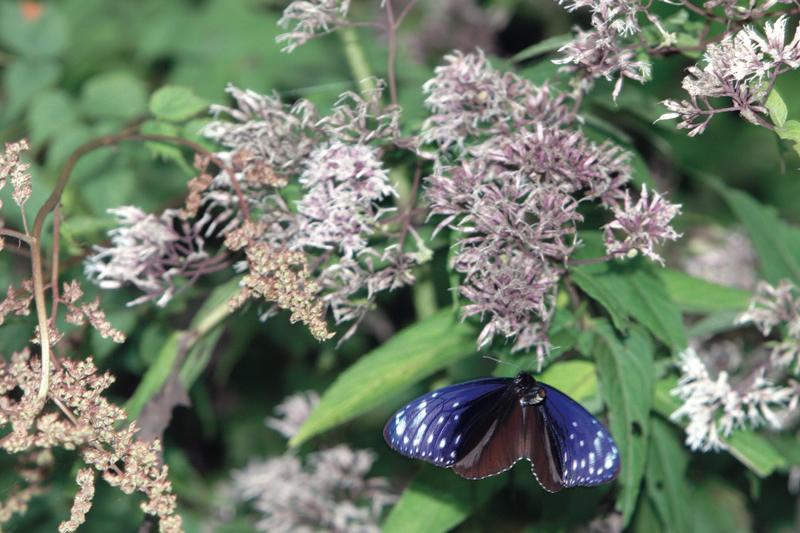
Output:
[[383, 372, 619, 492]]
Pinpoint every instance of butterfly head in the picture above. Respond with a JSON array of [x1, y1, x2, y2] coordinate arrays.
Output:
[[514, 373, 547, 406]]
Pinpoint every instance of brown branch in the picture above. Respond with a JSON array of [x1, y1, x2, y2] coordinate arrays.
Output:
[[0, 227, 34, 245], [50, 205, 61, 322]]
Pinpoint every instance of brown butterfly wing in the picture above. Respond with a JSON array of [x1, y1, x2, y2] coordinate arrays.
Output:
[[451, 398, 565, 492]]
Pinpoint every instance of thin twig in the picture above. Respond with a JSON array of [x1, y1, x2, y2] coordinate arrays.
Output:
[[50, 205, 61, 322]]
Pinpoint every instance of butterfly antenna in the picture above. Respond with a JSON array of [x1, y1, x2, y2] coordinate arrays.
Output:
[[482, 355, 513, 367]]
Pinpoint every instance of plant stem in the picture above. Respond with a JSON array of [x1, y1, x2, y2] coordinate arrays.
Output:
[[384, 0, 398, 106], [339, 27, 377, 98]]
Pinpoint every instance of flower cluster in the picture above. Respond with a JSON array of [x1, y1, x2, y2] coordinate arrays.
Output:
[[703, 0, 795, 22], [85, 206, 229, 307], [681, 227, 756, 290], [422, 50, 679, 363], [277, 0, 352, 53], [200, 83, 418, 343], [265, 390, 320, 439], [603, 185, 682, 264], [0, 350, 183, 532], [660, 16, 800, 135], [225, 391, 394, 532], [554, 0, 654, 98], [670, 347, 798, 451], [0, 139, 32, 211], [737, 279, 800, 370]]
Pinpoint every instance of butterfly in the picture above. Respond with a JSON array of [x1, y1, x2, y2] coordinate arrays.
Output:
[[383, 372, 620, 492]]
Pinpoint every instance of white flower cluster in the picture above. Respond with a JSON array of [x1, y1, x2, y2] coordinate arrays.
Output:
[[660, 16, 800, 135], [671, 348, 797, 451], [225, 391, 395, 532]]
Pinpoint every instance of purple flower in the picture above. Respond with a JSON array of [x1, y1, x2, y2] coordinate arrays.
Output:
[[420, 50, 572, 151], [603, 185, 681, 264], [294, 142, 396, 259]]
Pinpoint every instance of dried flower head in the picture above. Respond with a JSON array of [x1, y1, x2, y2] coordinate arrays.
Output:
[[0, 139, 32, 209], [0, 350, 184, 532], [603, 184, 682, 264], [227, 232, 333, 342], [58, 468, 95, 533], [0, 283, 33, 326]]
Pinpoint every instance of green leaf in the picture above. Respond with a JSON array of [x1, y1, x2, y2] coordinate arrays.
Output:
[[149, 86, 209, 122], [511, 34, 572, 62], [657, 269, 751, 313], [81, 70, 148, 120], [654, 379, 786, 477], [712, 182, 800, 284], [766, 89, 788, 127], [139, 120, 193, 173], [592, 322, 655, 525], [2, 59, 61, 121], [538, 360, 598, 402], [125, 278, 239, 418], [686, 310, 742, 338], [126, 333, 181, 419], [690, 480, 752, 533], [0, 3, 68, 57], [27, 90, 79, 146], [775, 119, 800, 143], [570, 266, 631, 332], [573, 264, 687, 349], [382, 467, 504, 533], [726, 431, 786, 478], [645, 418, 692, 533], [289, 310, 475, 447]]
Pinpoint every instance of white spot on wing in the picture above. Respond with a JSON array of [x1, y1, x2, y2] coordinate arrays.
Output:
[[413, 423, 428, 446]]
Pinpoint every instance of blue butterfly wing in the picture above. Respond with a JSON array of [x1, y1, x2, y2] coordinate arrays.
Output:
[[383, 378, 511, 467], [540, 383, 620, 488]]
